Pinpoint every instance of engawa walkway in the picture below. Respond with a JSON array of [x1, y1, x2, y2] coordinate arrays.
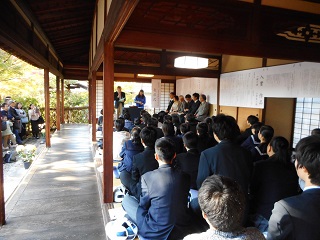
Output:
[[0, 124, 106, 240]]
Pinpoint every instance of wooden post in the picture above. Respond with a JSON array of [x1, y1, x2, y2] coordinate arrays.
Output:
[[61, 79, 65, 124], [88, 79, 92, 125], [0, 122, 5, 225], [56, 76, 61, 131], [91, 71, 97, 142], [103, 42, 114, 203], [44, 68, 51, 148]]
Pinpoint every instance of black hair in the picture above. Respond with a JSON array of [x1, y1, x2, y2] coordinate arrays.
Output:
[[131, 127, 142, 144], [157, 111, 166, 123], [269, 136, 290, 165], [174, 95, 179, 101], [170, 92, 175, 96], [247, 115, 259, 125], [197, 122, 209, 136], [140, 126, 157, 148], [163, 115, 172, 123], [212, 114, 240, 141], [295, 135, 320, 186], [180, 123, 190, 134], [134, 118, 141, 125], [311, 128, 320, 136], [200, 94, 206, 101], [162, 121, 175, 136], [182, 131, 198, 149], [171, 114, 180, 125], [123, 112, 131, 121], [136, 90, 145, 98], [141, 112, 151, 123], [259, 125, 274, 144], [1, 103, 8, 108], [198, 175, 245, 232], [155, 137, 176, 163], [140, 109, 147, 117], [185, 94, 191, 99], [114, 119, 124, 132], [100, 109, 103, 115], [147, 117, 158, 128], [192, 93, 200, 100], [185, 113, 196, 123], [251, 122, 263, 135]]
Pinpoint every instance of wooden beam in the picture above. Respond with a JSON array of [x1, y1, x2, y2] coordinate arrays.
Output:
[[91, 71, 97, 142], [56, 76, 61, 131], [61, 79, 65, 124], [103, 42, 114, 203], [44, 68, 51, 148], [0, 128, 5, 225]]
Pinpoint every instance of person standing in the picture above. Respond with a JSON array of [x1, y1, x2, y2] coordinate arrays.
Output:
[[114, 86, 126, 119], [8, 100, 23, 144], [134, 90, 146, 109], [15, 102, 28, 139], [28, 104, 40, 139]]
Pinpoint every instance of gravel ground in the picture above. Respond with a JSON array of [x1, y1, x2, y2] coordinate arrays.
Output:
[[3, 136, 46, 202]]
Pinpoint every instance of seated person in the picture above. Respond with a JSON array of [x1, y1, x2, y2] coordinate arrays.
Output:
[[175, 131, 200, 189], [169, 95, 181, 114], [237, 115, 259, 144], [118, 127, 144, 174], [241, 122, 263, 151], [146, 117, 164, 139], [189, 93, 201, 115], [268, 135, 320, 240], [311, 128, 320, 136], [184, 175, 265, 240], [250, 136, 299, 233], [162, 121, 183, 154], [185, 113, 198, 134], [171, 114, 181, 135], [177, 123, 190, 138], [196, 122, 217, 153], [204, 117, 214, 137], [123, 111, 134, 132], [251, 125, 274, 162], [120, 126, 158, 199], [97, 109, 103, 131], [195, 94, 209, 122], [113, 119, 130, 162], [122, 137, 192, 240]]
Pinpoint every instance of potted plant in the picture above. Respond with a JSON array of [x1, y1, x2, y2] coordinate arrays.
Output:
[[16, 144, 37, 169]]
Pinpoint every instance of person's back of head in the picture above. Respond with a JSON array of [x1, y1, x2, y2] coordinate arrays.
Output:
[[171, 114, 180, 125], [100, 109, 103, 115], [180, 123, 190, 135], [162, 121, 175, 136], [295, 135, 320, 186], [157, 111, 166, 123], [311, 128, 320, 136], [199, 175, 245, 232], [114, 119, 125, 132], [163, 114, 172, 123], [142, 112, 151, 124], [123, 112, 131, 121], [212, 114, 240, 141], [155, 137, 176, 163], [174, 95, 179, 101], [147, 117, 158, 128], [259, 125, 274, 144], [131, 127, 142, 144], [185, 113, 196, 123], [134, 118, 141, 126], [269, 136, 290, 164], [183, 131, 198, 150], [140, 126, 157, 148], [247, 115, 259, 126], [197, 122, 209, 136], [140, 109, 147, 118], [251, 122, 263, 135]]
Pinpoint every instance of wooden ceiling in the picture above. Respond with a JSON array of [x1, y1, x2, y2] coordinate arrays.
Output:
[[1, 0, 320, 80]]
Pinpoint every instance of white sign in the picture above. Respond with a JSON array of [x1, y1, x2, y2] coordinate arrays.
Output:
[[151, 79, 161, 108]]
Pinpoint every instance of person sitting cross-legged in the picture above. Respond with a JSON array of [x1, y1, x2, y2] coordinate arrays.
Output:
[[183, 175, 265, 240], [122, 137, 192, 240]]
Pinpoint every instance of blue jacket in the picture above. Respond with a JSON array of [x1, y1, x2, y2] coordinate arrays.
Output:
[[134, 95, 146, 108], [118, 140, 144, 173]]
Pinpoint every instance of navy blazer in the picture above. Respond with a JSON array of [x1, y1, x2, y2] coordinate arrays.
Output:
[[189, 100, 201, 115], [250, 156, 299, 220], [175, 148, 200, 189], [268, 188, 320, 240], [136, 164, 191, 240], [197, 140, 253, 193]]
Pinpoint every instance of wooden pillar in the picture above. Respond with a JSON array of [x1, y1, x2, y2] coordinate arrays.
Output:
[[61, 79, 65, 124], [44, 68, 51, 148], [88, 79, 92, 125], [0, 123, 5, 225], [103, 42, 114, 203], [91, 71, 97, 142], [56, 76, 61, 131]]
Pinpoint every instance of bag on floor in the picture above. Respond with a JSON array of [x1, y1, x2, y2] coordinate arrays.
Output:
[[3, 151, 13, 163]]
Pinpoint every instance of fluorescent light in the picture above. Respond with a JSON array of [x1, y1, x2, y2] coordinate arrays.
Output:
[[174, 56, 208, 69], [138, 74, 154, 77]]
